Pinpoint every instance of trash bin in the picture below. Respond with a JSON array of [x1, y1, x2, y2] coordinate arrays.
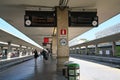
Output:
[[63, 61, 73, 78], [67, 63, 80, 80]]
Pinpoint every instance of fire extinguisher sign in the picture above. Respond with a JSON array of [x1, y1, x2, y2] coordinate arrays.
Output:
[[60, 29, 67, 35], [59, 29, 67, 46]]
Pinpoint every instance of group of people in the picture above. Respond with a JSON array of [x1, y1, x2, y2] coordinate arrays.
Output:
[[33, 49, 49, 63]]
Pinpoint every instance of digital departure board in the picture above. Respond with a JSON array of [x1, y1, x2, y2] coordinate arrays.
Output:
[[24, 11, 57, 27], [68, 11, 98, 27]]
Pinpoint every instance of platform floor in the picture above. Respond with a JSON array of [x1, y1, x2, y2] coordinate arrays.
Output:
[[1, 55, 120, 80], [0, 56, 66, 80]]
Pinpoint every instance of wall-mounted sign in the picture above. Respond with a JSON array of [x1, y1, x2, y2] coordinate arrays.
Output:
[[60, 38, 67, 46], [44, 37, 49, 43], [60, 29, 67, 35], [68, 11, 98, 27], [24, 10, 57, 27]]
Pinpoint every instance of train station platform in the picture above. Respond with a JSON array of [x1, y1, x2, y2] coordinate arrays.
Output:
[[70, 54, 120, 68], [1, 54, 120, 80], [0, 56, 66, 80]]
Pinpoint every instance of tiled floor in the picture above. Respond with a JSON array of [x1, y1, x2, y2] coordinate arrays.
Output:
[[0, 56, 66, 80]]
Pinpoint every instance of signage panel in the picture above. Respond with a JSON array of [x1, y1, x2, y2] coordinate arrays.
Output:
[[60, 38, 67, 46], [68, 11, 98, 27], [60, 29, 67, 35], [44, 37, 49, 43], [24, 11, 57, 27]]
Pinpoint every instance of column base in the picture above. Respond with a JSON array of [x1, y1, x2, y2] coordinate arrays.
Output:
[[52, 54, 57, 60], [57, 56, 69, 72]]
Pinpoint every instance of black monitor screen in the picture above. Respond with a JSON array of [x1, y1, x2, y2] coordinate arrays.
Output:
[[24, 10, 57, 27], [68, 11, 98, 27]]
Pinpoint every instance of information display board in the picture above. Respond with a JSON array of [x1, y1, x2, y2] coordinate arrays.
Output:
[[24, 10, 57, 27], [68, 11, 98, 27]]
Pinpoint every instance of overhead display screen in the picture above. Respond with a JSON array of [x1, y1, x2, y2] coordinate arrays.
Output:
[[24, 10, 57, 27], [68, 11, 98, 27]]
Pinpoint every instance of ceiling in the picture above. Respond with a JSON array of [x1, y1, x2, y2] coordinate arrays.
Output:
[[0, 0, 96, 48], [0, 0, 98, 48]]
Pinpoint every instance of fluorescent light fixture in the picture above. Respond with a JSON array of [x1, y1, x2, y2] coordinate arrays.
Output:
[[0, 41, 8, 45], [22, 46, 27, 48], [11, 43, 20, 47]]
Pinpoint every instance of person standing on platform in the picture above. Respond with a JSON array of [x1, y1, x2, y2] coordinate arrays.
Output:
[[41, 49, 48, 61], [34, 49, 39, 64]]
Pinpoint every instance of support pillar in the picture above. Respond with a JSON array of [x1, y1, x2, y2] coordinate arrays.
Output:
[[73, 48, 75, 54], [57, 7, 69, 71], [19, 45, 23, 57], [7, 42, 12, 59], [71, 48, 73, 54], [72, 48, 74, 54], [0, 46, 3, 58], [75, 48, 77, 54], [74, 48, 76, 54], [52, 36, 57, 59], [76, 47, 78, 54], [69, 48, 71, 54], [70, 48, 73, 54], [95, 44, 98, 55], [79, 47, 81, 54], [28, 47, 32, 55], [112, 41, 116, 56], [16, 47, 19, 57], [26, 47, 29, 56], [86, 46, 88, 55], [29, 47, 33, 55]]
